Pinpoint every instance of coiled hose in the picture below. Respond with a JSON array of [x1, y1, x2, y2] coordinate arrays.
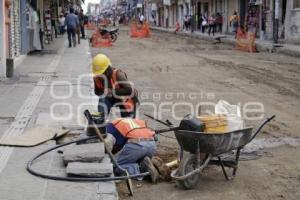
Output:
[[26, 135, 150, 182]]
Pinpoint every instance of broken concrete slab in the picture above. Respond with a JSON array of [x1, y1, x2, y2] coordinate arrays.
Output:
[[63, 143, 105, 164], [66, 162, 113, 177]]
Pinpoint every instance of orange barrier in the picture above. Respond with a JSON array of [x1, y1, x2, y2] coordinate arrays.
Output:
[[91, 30, 112, 48], [236, 28, 256, 53], [130, 22, 150, 38], [85, 22, 97, 30]]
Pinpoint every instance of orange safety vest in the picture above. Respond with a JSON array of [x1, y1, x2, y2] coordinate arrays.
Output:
[[112, 118, 155, 139], [94, 69, 137, 112]]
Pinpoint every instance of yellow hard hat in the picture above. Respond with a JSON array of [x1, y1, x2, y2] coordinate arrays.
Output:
[[92, 54, 111, 75]]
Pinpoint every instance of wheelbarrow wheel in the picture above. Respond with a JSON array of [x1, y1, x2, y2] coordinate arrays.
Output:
[[177, 152, 200, 189]]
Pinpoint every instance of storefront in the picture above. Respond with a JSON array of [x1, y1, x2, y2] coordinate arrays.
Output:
[[20, 0, 42, 54]]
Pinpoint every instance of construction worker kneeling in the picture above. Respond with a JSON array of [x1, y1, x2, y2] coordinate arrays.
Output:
[[105, 118, 159, 183], [92, 54, 138, 119]]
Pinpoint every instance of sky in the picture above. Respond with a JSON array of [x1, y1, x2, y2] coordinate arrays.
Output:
[[82, 0, 99, 13]]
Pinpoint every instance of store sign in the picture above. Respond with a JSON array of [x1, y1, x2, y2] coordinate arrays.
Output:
[[137, 3, 143, 8], [163, 0, 171, 6]]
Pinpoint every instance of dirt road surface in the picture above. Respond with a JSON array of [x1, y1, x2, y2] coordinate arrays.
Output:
[[90, 26, 300, 200]]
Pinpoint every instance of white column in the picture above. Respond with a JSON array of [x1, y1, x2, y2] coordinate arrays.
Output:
[[0, 0, 7, 77]]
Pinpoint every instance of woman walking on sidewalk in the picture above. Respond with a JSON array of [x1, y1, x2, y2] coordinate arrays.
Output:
[[208, 14, 216, 36], [230, 11, 239, 38], [201, 14, 208, 33], [184, 15, 189, 30], [58, 13, 65, 36]]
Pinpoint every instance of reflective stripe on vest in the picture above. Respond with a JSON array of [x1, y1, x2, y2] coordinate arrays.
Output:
[[112, 118, 155, 139], [110, 69, 135, 112], [94, 69, 135, 112]]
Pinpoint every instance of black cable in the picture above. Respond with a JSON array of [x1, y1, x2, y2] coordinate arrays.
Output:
[[26, 136, 150, 182]]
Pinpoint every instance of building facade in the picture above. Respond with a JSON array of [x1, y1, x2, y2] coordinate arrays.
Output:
[[0, 0, 82, 77], [143, 0, 300, 43]]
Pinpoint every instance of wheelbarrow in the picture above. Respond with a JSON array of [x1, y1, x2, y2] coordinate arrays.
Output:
[[149, 114, 276, 189]]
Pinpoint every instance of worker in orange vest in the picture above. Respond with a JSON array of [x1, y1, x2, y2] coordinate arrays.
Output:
[[92, 54, 139, 119], [106, 118, 159, 183]]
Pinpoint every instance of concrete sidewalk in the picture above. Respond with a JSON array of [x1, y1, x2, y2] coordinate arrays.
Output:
[[0, 37, 118, 200], [151, 26, 300, 57]]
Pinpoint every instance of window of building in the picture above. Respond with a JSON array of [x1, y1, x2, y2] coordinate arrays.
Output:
[[294, 0, 300, 8]]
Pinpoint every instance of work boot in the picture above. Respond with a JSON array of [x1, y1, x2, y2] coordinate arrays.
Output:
[[152, 156, 172, 181], [140, 156, 159, 183]]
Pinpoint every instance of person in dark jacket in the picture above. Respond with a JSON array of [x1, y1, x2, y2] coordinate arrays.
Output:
[[75, 11, 81, 44], [79, 9, 86, 38], [65, 8, 79, 47]]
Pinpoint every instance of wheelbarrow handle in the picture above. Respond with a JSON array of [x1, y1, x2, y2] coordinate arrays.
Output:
[[154, 127, 179, 134], [83, 110, 94, 124], [249, 114, 276, 143]]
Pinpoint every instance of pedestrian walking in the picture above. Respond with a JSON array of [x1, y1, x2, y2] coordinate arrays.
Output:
[[79, 9, 86, 39], [65, 7, 79, 47], [75, 11, 80, 45], [230, 11, 239, 38], [246, 7, 258, 35], [216, 13, 223, 33], [208, 14, 216, 36], [92, 54, 139, 119], [198, 13, 203, 30], [58, 13, 65, 35], [201, 14, 208, 33], [184, 15, 188, 30], [187, 15, 192, 30]]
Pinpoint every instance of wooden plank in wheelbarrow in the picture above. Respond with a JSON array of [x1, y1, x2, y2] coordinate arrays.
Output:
[[0, 127, 69, 147]]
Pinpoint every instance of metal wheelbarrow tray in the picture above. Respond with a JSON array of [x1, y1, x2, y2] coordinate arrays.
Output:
[[171, 115, 275, 189]]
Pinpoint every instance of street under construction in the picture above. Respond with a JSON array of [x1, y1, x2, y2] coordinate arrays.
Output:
[[0, 19, 299, 200], [90, 26, 300, 199]]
